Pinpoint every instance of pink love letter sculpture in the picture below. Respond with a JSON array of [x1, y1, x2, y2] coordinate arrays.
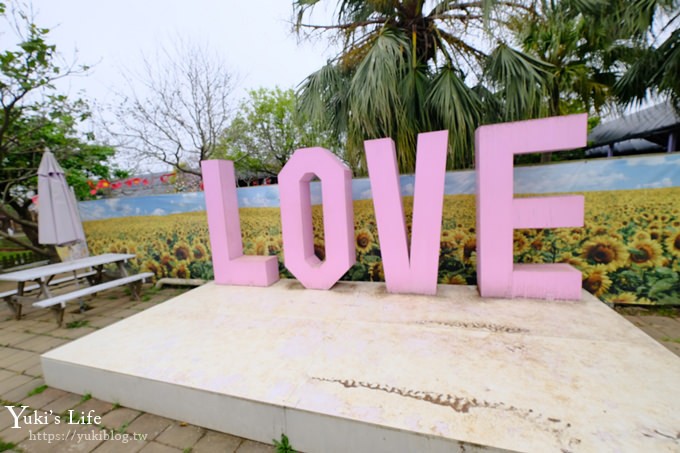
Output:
[[476, 114, 587, 300], [201, 160, 279, 286], [279, 147, 355, 290], [365, 131, 448, 295]]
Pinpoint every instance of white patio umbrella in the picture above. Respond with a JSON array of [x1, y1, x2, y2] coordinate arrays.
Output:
[[37, 150, 86, 246]]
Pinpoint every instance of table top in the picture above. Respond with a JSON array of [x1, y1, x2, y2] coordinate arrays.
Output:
[[0, 253, 135, 283]]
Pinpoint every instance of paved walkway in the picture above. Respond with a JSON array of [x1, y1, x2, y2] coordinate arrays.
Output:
[[0, 285, 275, 453], [617, 307, 680, 357], [0, 283, 678, 452]]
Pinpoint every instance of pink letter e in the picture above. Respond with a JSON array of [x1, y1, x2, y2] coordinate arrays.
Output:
[[475, 114, 587, 300]]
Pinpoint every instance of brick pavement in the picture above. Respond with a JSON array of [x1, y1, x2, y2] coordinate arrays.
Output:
[[0, 282, 678, 452], [0, 285, 276, 453], [618, 307, 680, 357]]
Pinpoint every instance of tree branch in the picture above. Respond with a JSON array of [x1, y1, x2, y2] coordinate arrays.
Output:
[[0, 229, 50, 255]]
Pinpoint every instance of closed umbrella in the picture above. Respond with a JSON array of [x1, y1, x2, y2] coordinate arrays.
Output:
[[37, 150, 86, 246]]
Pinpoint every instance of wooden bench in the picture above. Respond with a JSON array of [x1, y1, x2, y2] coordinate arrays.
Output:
[[0, 270, 98, 301], [33, 272, 154, 325]]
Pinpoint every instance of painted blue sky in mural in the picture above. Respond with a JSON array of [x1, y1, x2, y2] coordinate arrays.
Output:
[[79, 153, 680, 221]]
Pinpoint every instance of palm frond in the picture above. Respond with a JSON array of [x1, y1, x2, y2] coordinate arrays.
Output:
[[613, 47, 659, 106], [349, 28, 408, 138], [484, 43, 551, 120], [296, 63, 341, 126], [426, 66, 482, 169]]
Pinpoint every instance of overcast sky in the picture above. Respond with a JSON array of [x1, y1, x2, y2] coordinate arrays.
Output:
[[28, 0, 337, 104]]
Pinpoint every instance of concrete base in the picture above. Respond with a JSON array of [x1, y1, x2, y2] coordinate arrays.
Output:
[[42, 281, 680, 452]]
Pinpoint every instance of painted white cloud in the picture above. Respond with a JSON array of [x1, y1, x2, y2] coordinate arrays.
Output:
[[240, 193, 276, 208], [400, 183, 414, 196], [310, 193, 323, 205], [79, 202, 109, 221], [151, 208, 167, 216], [636, 177, 673, 189], [444, 171, 476, 194], [626, 155, 680, 167], [104, 198, 120, 208], [516, 165, 627, 193], [358, 188, 373, 199], [237, 186, 280, 208], [352, 179, 373, 200]]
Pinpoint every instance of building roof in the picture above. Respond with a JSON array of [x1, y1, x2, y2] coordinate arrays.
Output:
[[585, 138, 664, 157], [588, 102, 680, 147]]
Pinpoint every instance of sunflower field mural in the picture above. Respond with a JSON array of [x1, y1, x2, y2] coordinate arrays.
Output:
[[82, 154, 680, 305]]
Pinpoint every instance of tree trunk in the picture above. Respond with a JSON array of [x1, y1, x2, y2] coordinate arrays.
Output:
[[1, 202, 59, 261], [541, 82, 562, 163]]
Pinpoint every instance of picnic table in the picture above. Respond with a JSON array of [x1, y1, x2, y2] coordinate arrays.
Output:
[[0, 253, 152, 325]]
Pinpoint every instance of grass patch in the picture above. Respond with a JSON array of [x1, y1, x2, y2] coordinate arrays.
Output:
[[141, 294, 152, 302], [652, 307, 680, 317], [662, 337, 680, 344], [0, 439, 17, 452], [81, 393, 92, 403], [27, 384, 48, 396], [273, 433, 295, 453], [616, 306, 680, 318], [66, 320, 90, 329], [115, 421, 129, 434]]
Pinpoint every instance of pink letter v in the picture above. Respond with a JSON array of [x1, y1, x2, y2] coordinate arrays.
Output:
[[365, 131, 448, 295]]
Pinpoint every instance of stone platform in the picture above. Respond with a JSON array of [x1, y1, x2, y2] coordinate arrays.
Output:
[[41, 281, 680, 452]]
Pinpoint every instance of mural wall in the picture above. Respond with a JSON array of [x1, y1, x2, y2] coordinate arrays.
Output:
[[81, 153, 680, 305]]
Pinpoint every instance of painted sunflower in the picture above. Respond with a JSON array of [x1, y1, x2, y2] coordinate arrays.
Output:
[[582, 269, 612, 298], [355, 228, 375, 254], [628, 239, 665, 267], [665, 230, 680, 258], [580, 236, 629, 271]]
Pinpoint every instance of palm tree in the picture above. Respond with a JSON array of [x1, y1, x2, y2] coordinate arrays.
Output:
[[295, 1, 678, 172], [294, 0, 531, 174], [614, 4, 680, 111], [484, 0, 679, 161], [484, 0, 619, 162]]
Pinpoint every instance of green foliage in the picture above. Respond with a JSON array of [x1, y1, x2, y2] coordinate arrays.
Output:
[[295, 0, 506, 174], [81, 393, 92, 402], [0, 4, 123, 255], [273, 433, 295, 453], [0, 439, 16, 452], [66, 319, 90, 329], [219, 87, 340, 177], [27, 384, 48, 396], [296, 0, 679, 171], [616, 28, 680, 110]]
